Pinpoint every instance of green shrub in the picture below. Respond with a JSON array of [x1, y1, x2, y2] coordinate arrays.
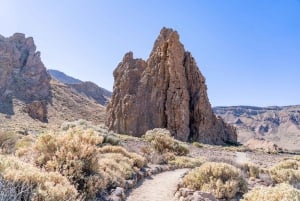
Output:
[[182, 162, 247, 199], [242, 183, 300, 201], [103, 135, 120, 145], [143, 128, 189, 156], [269, 159, 300, 187]]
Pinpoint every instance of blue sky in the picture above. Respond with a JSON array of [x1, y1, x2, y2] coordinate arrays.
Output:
[[1, 0, 299, 106]]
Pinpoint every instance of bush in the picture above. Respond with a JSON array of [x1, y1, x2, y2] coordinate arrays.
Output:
[[242, 163, 260, 178], [269, 159, 300, 187], [242, 183, 300, 201], [143, 128, 189, 156], [33, 128, 107, 199], [182, 162, 247, 199], [0, 131, 20, 154], [168, 156, 205, 168], [0, 176, 32, 201], [0, 155, 78, 201]]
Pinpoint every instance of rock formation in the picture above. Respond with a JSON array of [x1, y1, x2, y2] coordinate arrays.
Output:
[[0, 33, 51, 121], [24, 101, 48, 122], [0, 33, 51, 102], [107, 28, 237, 144]]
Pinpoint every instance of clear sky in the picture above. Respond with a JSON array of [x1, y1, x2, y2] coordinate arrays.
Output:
[[0, 0, 299, 106]]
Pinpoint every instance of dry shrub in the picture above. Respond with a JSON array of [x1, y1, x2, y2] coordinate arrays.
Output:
[[0, 176, 32, 201], [0, 155, 78, 201], [168, 156, 205, 168], [33, 128, 106, 199], [0, 131, 20, 154], [270, 159, 300, 187], [182, 162, 247, 199], [242, 163, 260, 178], [242, 183, 300, 201], [143, 128, 189, 156], [100, 146, 146, 169]]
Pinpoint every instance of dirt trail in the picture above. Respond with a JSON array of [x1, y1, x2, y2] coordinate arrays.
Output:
[[236, 152, 250, 164], [126, 169, 188, 201]]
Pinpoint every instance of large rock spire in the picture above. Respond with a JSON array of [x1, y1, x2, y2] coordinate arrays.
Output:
[[106, 28, 237, 144]]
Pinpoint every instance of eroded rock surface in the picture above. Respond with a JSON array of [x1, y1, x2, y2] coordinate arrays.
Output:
[[107, 28, 236, 144], [0, 33, 51, 102]]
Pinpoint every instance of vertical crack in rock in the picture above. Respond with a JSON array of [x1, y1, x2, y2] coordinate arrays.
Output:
[[106, 27, 237, 145]]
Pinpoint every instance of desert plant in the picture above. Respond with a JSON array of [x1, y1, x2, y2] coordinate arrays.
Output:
[[269, 159, 300, 187], [168, 156, 205, 168], [0, 131, 20, 154], [0, 176, 33, 201], [0, 155, 78, 201], [103, 135, 120, 145], [182, 162, 247, 199], [241, 183, 300, 201], [33, 128, 106, 199], [143, 128, 189, 155], [242, 163, 260, 178]]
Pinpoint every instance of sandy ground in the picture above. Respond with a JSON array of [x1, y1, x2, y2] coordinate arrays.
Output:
[[235, 152, 250, 164], [126, 169, 188, 201]]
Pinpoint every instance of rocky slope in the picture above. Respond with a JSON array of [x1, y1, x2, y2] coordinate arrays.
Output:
[[107, 27, 236, 145], [0, 33, 106, 132], [48, 69, 82, 84], [214, 105, 300, 150], [49, 69, 112, 105]]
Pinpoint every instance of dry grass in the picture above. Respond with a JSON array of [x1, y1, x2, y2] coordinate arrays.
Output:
[[0, 155, 79, 201], [242, 163, 260, 178], [0, 131, 21, 154], [143, 128, 189, 156], [182, 162, 247, 199], [168, 156, 205, 168], [269, 158, 300, 187], [11, 125, 147, 200], [242, 183, 300, 201]]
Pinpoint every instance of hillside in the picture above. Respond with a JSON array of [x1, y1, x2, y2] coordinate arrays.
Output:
[[49, 69, 112, 105], [214, 105, 300, 151]]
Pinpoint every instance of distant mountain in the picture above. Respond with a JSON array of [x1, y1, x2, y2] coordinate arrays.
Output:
[[48, 69, 82, 84], [48, 69, 112, 105], [213, 105, 300, 151]]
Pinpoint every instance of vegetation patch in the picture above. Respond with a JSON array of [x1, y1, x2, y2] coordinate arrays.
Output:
[[242, 183, 300, 201], [143, 128, 189, 156], [182, 162, 247, 199], [269, 158, 300, 187]]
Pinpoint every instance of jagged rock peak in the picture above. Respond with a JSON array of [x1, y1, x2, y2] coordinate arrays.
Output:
[[0, 33, 50, 102], [106, 27, 237, 145]]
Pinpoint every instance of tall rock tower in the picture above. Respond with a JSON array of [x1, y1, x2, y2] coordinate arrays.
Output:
[[106, 28, 237, 145]]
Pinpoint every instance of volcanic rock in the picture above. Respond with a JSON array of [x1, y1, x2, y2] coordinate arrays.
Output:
[[0, 33, 51, 102], [24, 101, 48, 122], [106, 28, 237, 144]]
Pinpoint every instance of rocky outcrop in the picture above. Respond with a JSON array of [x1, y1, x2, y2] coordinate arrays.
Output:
[[0, 33, 51, 102], [107, 28, 237, 144], [24, 101, 48, 122]]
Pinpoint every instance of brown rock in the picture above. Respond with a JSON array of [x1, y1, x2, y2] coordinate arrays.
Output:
[[106, 28, 237, 144], [0, 33, 51, 102], [24, 101, 48, 122]]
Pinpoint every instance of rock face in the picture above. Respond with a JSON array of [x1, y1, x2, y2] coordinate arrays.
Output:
[[24, 101, 48, 122], [107, 28, 237, 144], [0, 33, 51, 121], [214, 105, 300, 150], [0, 33, 51, 103]]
